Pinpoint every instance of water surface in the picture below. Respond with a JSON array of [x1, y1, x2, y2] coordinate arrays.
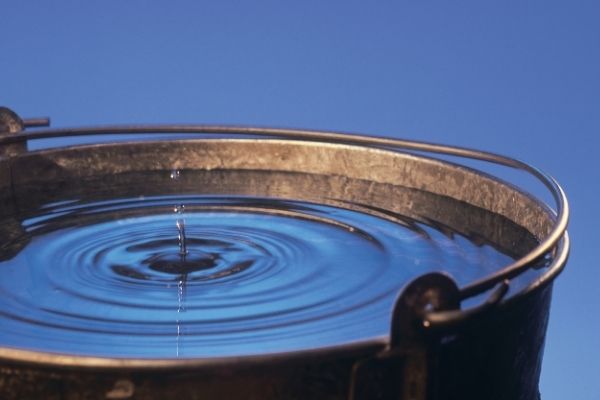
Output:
[[0, 193, 517, 358]]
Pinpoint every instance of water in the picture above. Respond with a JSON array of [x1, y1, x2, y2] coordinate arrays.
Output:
[[0, 188, 525, 359], [172, 170, 186, 356]]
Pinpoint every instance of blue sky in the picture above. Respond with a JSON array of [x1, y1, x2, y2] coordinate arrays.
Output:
[[2, 1, 599, 398]]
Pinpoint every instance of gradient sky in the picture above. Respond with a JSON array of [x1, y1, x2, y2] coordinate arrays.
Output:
[[2, 1, 599, 399]]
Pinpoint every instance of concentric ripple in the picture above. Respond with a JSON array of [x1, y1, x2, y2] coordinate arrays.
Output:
[[0, 195, 516, 358]]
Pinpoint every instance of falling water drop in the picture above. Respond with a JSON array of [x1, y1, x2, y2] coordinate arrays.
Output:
[[177, 279, 185, 312], [176, 277, 185, 357], [176, 219, 188, 257], [172, 170, 187, 357], [174, 204, 185, 214]]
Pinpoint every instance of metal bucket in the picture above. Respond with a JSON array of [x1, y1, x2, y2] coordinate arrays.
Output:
[[0, 108, 569, 400]]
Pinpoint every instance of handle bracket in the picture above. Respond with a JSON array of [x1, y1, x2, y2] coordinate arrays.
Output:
[[349, 273, 460, 400]]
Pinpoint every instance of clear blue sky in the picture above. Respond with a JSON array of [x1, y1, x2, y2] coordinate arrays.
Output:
[[2, 1, 599, 398]]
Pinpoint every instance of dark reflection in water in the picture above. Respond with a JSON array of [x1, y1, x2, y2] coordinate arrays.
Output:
[[0, 195, 521, 359]]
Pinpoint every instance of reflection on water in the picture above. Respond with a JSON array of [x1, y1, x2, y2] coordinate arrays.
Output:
[[0, 193, 520, 358]]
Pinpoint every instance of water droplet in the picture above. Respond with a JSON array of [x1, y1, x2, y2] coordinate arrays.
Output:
[[176, 273, 186, 357], [170, 170, 180, 180], [174, 204, 185, 214], [177, 279, 185, 313], [176, 219, 188, 256]]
